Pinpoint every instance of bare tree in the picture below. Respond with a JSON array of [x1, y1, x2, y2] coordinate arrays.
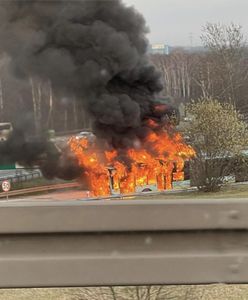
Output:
[[150, 50, 206, 110], [200, 23, 248, 108], [69, 286, 181, 300], [30, 77, 42, 134], [0, 78, 4, 122], [46, 80, 54, 129]]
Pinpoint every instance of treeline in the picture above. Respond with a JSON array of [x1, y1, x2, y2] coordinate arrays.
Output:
[[0, 63, 92, 135], [150, 23, 248, 118]]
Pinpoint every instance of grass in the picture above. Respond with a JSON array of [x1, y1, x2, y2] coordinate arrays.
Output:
[[134, 182, 248, 201], [1, 285, 248, 300], [11, 177, 69, 190]]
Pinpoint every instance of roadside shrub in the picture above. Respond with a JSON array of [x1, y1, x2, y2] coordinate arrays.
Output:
[[186, 98, 248, 192]]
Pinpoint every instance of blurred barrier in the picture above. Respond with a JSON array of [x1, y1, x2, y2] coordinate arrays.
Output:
[[0, 198, 247, 287]]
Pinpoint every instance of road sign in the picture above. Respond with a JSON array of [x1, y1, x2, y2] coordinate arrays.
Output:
[[0, 164, 16, 170], [2, 180, 11, 192]]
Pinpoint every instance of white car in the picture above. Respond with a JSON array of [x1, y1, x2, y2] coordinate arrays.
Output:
[[75, 131, 96, 143]]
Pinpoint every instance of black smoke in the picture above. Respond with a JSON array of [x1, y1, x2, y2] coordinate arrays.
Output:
[[0, 128, 82, 180], [0, 0, 176, 179]]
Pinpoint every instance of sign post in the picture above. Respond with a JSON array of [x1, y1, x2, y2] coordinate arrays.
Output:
[[2, 180, 11, 200]]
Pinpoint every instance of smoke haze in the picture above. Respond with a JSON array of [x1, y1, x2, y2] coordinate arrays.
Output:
[[0, 0, 178, 179], [0, 0, 163, 146]]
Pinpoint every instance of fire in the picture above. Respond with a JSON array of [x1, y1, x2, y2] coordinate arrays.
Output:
[[68, 128, 195, 197]]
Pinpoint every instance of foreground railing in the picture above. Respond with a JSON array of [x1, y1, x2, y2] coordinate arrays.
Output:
[[0, 198, 248, 287]]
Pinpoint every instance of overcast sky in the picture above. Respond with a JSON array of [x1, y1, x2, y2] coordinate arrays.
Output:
[[123, 0, 248, 46]]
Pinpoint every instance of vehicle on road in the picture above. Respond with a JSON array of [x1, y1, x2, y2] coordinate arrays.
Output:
[[0, 122, 13, 141], [75, 131, 96, 143]]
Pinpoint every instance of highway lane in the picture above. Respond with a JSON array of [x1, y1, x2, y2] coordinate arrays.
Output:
[[0, 169, 40, 177], [0, 170, 21, 178], [0, 169, 41, 183]]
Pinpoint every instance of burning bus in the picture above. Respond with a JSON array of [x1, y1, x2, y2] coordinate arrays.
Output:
[[69, 132, 194, 197], [68, 100, 195, 197], [107, 159, 184, 195]]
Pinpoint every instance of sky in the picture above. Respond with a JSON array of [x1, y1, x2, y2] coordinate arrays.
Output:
[[123, 0, 248, 46]]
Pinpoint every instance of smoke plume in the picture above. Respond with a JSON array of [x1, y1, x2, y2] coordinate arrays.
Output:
[[0, 0, 177, 179]]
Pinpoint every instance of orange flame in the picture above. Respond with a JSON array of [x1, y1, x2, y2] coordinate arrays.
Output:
[[69, 130, 195, 196]]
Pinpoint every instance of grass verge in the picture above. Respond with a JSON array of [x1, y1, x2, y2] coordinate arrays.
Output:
[[0, 285, 248, 300]]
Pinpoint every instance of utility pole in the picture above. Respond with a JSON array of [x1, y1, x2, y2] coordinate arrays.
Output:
[[189, 32, 194, 48]]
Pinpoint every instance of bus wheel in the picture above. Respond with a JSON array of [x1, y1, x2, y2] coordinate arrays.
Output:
[[142, 188, 152, 193]]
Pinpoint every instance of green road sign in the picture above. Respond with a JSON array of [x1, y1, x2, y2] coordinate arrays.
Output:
[[0, 164, 16, 170]]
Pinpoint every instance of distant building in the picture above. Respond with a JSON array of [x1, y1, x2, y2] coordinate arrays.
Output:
[[149, 43, 170, 55]]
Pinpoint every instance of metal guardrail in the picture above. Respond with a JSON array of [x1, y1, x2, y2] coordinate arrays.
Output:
[[0, 198, 248, 287], [0, 182, 80, 198]]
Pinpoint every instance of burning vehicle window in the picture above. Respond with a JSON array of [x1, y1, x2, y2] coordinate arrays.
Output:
[[0, 0, 247, 297]]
